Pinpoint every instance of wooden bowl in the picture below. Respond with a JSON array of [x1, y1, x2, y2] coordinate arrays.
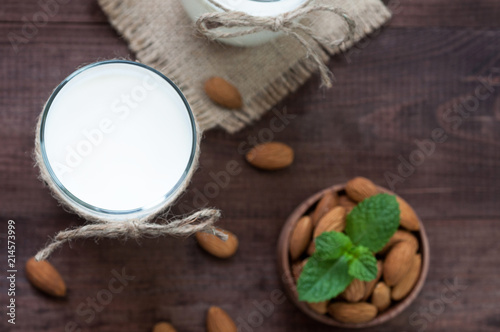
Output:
[[277, 184, 430, 328]]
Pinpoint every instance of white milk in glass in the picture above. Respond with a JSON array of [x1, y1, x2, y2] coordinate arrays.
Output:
[[40, 61, 196, 220], [181, 0, 308, 46]]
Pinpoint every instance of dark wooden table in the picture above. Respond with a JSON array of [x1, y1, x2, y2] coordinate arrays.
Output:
[[1, 0, 500, 331]]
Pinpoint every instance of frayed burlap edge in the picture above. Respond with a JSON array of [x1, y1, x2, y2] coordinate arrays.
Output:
[[97, 0, 391, 133]]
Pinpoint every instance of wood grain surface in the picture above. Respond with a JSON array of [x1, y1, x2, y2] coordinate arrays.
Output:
[[1, 0, 499, 331]]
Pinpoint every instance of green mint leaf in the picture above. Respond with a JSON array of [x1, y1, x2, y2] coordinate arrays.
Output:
[[345, 193, 400, 252], [315, 231, 352, 261], [297, 255, 353, 302], [347, 246, 378, 281]]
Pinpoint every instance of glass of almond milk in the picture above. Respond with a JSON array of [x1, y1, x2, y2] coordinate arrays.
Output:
[[38, 60, 197, 222], [181, 0, 309, 46]]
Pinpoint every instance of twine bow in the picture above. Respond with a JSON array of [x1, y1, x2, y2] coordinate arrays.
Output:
[[35, 209, 226, 261], [33, 94, 228, 262], [196, 1, 356, 88]]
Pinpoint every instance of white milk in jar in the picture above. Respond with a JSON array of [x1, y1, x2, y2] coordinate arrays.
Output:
[[39, 61, 196, 221], [181, 0, 308, 46]]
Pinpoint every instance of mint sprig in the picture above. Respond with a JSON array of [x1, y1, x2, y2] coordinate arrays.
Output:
[[347, 246, 378, 282], [297, 193, 400, 303], [297, 255, 353, 302], [345, 193, 400, 252], [315, 231, 352, 261]]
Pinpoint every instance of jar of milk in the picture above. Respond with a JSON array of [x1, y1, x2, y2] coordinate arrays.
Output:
[[37, 60, 197, 222], [181, 0, 309, 47]]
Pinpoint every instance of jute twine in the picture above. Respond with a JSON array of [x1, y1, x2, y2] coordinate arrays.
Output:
[[196, 0, 356, 88], [34, 89, 227, 261], [97, 0, 391, 133]]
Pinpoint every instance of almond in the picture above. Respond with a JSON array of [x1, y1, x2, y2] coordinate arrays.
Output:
[[341, 279, 365, 303], [328, 302, 378, 324], [311, 192, 338, 226], [383, 241, 416, 286], [371, 282, 391, 312], [153, 322, 177, 332], [379, 230, 419, 254], [245, 142, 294, 171], [345, 177, 378, 202], [313, 206, 346, 238], [362, 260, 383, 301], [338, 195, 357, 214], [292, 259, 308, 282], [25, 257, 66, 297], [397, 196, 420, 231], [207, 306, 237, 332], [289, 216, 313, 260], [307, 301, 329, 315], [306, 241, 316, 256], [204, 77, 242, 109], [392, 254, 422, 301], [196, 228, 238, 259]]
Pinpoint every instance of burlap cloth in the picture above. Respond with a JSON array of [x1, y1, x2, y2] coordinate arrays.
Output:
[[98, 0, 391, 133]]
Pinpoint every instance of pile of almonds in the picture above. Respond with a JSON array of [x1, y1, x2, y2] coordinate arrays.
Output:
[[289, 177, 423, 324]]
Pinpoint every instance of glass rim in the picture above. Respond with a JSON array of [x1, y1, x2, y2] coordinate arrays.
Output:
[[39, 60, 197, 218], [209, 0, 309, 15]]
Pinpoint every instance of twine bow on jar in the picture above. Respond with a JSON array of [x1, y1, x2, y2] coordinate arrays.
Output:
[[34, 209, 227, 261], [196, 0, 356, 88], [34, 93, 228, 262]]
